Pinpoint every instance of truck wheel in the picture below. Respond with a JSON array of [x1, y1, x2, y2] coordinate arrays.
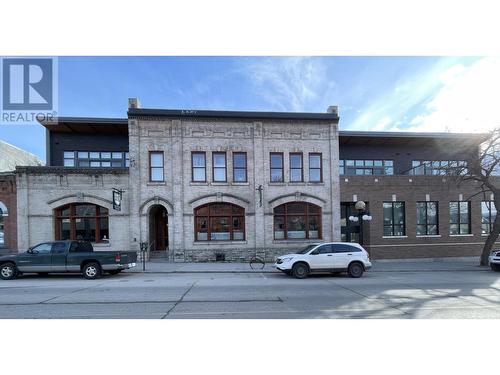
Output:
[[0, 263, 18, 280], [292, 263, 309, 279], [82, 262, 102, 280], [491, 264, 500, 272], [108, 270, 122, 275], [347, 262, 364, 278]]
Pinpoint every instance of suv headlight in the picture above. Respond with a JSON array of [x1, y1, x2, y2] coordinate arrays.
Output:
[[281, 257, 294, 262]]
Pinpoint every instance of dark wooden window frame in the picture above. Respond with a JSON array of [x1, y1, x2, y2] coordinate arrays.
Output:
[[383, 201, 406, 236], [194, 203, 245, 241], [449, 201, 471, 234], [191, 151, 207, 182], [54, 203, 109, 243], [273, 202, 322, 240], [309, 153, 323, 182], [289, 152, 304, 182], [232, 152, 248, 183], [270, 152, 284, 182], [481, 201, 496, 234], [212, 152, 227, 182], [149, 151, 164, 182], [416, 201, 439, 235]]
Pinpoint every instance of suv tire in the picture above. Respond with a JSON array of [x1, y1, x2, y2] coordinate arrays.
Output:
[[491, 263, 500, 272], [292, 263, 309, 279], [347, 262, 364, 278]]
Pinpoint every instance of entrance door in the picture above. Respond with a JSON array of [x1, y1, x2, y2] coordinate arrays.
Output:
[[340, 203, 361, 243], [154, 207, 168, 251]]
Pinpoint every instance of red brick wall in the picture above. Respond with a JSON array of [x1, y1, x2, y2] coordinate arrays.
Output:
[[0, 174, 17, 252], [340, 175, 500, 259]]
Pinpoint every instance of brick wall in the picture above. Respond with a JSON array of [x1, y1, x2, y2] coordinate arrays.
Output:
[[0, 173, 17, 252]]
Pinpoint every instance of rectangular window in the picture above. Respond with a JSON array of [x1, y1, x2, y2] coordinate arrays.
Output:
[[233, 152, 247, 182], [149, 151, 164, 182], [309, 153, 322, 182], [63, 151, 75, 167], [411, 160, 468, 175], [416, 202, 439, 235], [383, 201, 406, 236], [212, 152, 227, 182], [341, 160, 394, 175], [65, 151, 128, 167], [481, 201, 497, 234], [449, 201, 471, 234], [270, 153, 284, 182], [289, 153, 303, 182], [192, 152, 206, 182]]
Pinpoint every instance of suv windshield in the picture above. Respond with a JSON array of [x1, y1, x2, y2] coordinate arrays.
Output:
[[296, 244, 318, 254]]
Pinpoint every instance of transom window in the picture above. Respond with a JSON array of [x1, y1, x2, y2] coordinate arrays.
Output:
[[449, 201, 471, 235], [194, 203, 245, 241], [481, 201, 496, 234], [340, 160, 394, 175], [63, 151, 129, 167], [416, 202, 439, 235], [55, 203, 109, 243], [383, 202, 406, 236], [411, 160, 467, 175], [273, 202, 321, 240]]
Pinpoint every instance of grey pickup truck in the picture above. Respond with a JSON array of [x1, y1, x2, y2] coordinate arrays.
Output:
[[0, 240, 137, 280]]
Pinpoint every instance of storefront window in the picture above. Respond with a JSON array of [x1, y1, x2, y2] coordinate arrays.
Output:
[[194, 203, 245, 241], [55, 203, 109, 242], [273, 202, 322, 240]]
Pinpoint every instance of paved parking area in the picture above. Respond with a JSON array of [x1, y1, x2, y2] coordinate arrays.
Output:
[[1, 267, 500, 318]]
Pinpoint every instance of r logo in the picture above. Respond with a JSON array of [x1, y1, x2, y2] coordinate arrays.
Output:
[[2, 58, 53, 110]]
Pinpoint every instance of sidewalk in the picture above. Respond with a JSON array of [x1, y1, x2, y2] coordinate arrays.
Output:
[[128, 258, 489, 274]]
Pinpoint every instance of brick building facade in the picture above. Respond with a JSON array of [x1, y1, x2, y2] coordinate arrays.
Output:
[[11, 100, 500, 261], [0, 173, 17, 252]]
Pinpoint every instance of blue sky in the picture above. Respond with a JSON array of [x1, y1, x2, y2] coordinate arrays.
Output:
[[1, 56, 499, 162]]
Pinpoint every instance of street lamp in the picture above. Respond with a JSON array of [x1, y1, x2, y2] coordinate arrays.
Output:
[[348, 200, 372, 245]]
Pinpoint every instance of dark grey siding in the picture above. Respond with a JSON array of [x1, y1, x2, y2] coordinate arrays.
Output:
[[48, 132, 129, 166]]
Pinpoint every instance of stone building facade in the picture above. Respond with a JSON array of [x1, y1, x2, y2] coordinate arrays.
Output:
[[12, 100, 500, 261]]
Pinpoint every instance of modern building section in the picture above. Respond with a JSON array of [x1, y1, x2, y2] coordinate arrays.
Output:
[[12, 100, 499, 261]]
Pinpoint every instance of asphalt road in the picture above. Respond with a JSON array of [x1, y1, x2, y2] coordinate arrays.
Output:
[[1, 269, 500, 318]]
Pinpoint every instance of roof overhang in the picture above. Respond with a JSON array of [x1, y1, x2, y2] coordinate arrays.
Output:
[[39, 117, 128, 135]]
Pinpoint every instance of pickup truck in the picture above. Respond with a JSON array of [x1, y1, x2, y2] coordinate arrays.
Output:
[[0, 240, 137, 280]]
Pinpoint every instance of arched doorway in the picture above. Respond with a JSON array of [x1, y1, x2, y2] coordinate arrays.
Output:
[[149, 205, 168, 251]]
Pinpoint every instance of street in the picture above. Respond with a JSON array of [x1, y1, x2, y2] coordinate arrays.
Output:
[[1, 268, 500, 318]]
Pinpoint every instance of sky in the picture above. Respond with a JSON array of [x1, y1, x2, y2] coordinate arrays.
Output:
[[1, 56, 499, 162]]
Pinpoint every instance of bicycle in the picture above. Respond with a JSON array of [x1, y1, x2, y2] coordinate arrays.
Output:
[[249, 251, 266, 270]]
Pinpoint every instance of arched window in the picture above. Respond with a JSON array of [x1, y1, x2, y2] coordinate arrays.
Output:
[[194, 203, 245, 241], [273, 202, 321, 240], [54, 203, 109, 243], [0, 202, 7, 247]]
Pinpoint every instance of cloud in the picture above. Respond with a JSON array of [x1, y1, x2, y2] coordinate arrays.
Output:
[[239, 57, 337, 112], [399, 57, 500, 133]]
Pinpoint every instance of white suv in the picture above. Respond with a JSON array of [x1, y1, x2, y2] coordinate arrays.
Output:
[[274, 242, 372, 279], [489, 250, 500, 271]]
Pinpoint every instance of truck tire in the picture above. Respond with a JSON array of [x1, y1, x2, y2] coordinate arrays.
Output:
[[108, 270, 122, 275], [292, 263, 309, 279], [82, 262, 102, 280], [0, 262, 18, 280], [491, 263, 500, 272], [347, 262, 364, 278]]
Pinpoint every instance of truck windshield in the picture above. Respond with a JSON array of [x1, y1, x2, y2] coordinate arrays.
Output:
[[296, 245, 318, 254]]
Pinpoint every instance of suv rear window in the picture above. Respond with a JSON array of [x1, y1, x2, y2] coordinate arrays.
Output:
[[332, 244, 362, 253]]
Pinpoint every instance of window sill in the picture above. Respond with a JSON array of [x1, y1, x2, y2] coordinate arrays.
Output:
[[449, 234, 474, 237], [273, 239, 322, 244], [268, 182, 286, 186], [92, 242, 111, 247], [382, 236, 408, 239], [416, 235, 442, 238], [307, 182, 324, 186], [190, 182, 209, 186], [289, 182, 306, 185], [147, 182, 166, 186], [211, 182, 229, 186], [232, 182, 250, 186], [193, 241, 247, 245]]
